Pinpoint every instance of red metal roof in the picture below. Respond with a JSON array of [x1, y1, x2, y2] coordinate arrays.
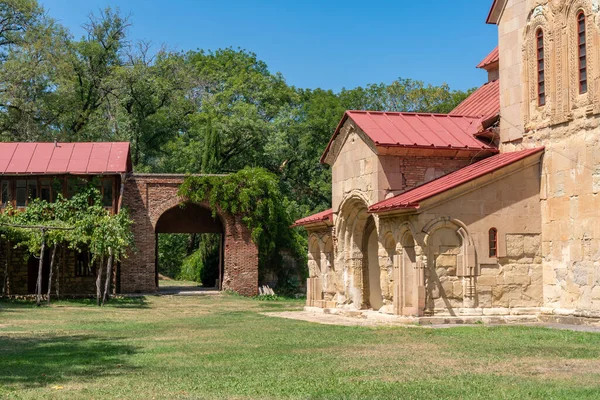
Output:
[[369, 147, 545, 213], [321, 111, 496, 163], [293, 208, 333, 227], [477, 47, 499, 69], [449, 79, 500, 123], [0, 142, 132, 174]]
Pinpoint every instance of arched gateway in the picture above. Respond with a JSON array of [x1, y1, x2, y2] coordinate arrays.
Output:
[[120, 174, 259, 296]]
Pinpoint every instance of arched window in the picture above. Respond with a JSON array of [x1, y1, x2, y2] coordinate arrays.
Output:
[[578, 11, 587, 94], [488, 228, 498, 258], [536, 29, 545, 106]]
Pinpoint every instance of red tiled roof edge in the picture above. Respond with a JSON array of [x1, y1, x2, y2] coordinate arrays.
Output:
[[449, 79, 500, 124], [369, 147, 545, 213], [320, 111, 496, 164], [292, 209, 333, 228], [477, 47, 499, 69], [0, 142, 132, 174]]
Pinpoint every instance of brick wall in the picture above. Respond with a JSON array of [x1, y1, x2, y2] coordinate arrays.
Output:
[[120, 174, 259, 296], [0, 241, 106, 297], [381, 156, 481, 196]]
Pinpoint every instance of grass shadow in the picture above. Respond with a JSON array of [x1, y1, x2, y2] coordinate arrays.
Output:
[[0, 335, 139, 389], [0, 296, 149, 310]]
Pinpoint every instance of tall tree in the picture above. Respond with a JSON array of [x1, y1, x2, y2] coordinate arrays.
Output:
[[56, 8, 129, 139], [0, 0, 43, 52]]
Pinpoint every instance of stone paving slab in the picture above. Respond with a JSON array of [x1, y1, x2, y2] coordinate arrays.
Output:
[[263, 311, 600, 333]]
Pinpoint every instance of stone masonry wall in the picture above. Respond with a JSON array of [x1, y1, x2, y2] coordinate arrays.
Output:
[[498, 0, 600, 314]]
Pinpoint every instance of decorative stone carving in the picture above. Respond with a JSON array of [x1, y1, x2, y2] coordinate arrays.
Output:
[[550, 0, 567, 14], [523, 9, 554, 129], [567, 2, 599, 114]]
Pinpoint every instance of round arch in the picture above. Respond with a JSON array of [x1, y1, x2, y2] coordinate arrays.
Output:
[[120, 176, 258, 296], [154, 202, 226, 290]]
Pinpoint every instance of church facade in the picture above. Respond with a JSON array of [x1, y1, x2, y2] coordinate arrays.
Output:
[[295, 0, 600, 322]]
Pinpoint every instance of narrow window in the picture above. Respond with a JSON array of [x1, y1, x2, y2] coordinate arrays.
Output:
[[102, 178, 114, 209], [578, 12, 588, 94], [75, 250, 95, 277], [15, 180, 26, 208], [40, 179, 52, 202], [536, 29, 545, 106], [52, 177, 64, 202], [1, 180, 10, 208], [489, 228, 498, 258], [27, 179, 38, 203]]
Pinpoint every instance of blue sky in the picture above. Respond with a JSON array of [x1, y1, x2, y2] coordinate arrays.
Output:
[[39, 0, 498, 92]]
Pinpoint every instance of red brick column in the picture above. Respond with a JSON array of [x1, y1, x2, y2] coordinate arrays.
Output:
[[120, 174, 258, 296]]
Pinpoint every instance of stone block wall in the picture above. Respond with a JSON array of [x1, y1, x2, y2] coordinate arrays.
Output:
[[496, 0, 600, 314]]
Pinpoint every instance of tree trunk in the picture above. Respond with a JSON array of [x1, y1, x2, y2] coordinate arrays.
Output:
[[2, 240, 8, 296], [56, 246, 61, 299], [46, 244, 57, 305], [102, 248, 113, 306], [36, 229, 46, 307], [96, 255, 104, 306], [187, 233, 197, 256]]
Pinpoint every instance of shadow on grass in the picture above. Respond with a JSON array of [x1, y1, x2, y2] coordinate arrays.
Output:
[[0, 335, 138, 388], [0, 296, 149, 310]]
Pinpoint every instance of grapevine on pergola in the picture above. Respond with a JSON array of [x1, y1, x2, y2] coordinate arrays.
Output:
[[0, 183, 133, 306]]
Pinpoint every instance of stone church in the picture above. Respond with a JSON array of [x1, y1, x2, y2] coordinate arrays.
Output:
[[294, 0, 600, 323]]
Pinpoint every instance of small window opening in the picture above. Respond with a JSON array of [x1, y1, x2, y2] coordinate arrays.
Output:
[[578, 11, 588, 94], [489, 228, 498, 258], [75, 250, 95, 277], [536, 29, 545, 106]]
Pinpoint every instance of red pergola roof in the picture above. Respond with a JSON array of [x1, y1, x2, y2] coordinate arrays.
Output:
[[321, 111, 495, 163], [450, 79, 500, 123], [293, 208, 333, 227], [369, 147, 545, 213], [477, 47, 499, 69], [0, 142, 132, 174]]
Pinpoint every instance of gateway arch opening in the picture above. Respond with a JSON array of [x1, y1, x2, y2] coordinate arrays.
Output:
[[155, 202, 224, 291]]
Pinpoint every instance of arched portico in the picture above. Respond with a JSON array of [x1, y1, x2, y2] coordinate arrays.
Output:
[[119, 174, 258, 296], [336, 193, 384, 310]]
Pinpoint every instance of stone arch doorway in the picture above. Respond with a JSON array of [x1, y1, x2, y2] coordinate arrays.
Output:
[[336, 193, 383, 310], [399, 230, 418, 315], [363, 216, 383, 310], [120, 175, 258, 296], [155, 202, 225, 290]]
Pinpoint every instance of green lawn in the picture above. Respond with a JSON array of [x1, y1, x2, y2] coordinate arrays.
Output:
[[158, 278, 203, 288], [1, 295, 600, 399]]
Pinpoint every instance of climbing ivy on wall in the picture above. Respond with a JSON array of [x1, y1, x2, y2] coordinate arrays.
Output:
[[178, 167, 306, 283]]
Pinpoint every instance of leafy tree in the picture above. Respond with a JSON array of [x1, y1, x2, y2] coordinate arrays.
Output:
[[0, 0, 44, 51], [339, 78, 472, 113]]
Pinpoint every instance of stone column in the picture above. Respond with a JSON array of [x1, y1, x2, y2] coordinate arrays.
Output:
[[415, 245, 426, 316]]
